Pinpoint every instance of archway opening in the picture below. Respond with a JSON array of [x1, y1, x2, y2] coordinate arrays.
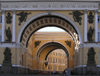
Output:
[[19, 15, 81, 75], [46, 49, 68, 74], [26, 26, 75, 75]]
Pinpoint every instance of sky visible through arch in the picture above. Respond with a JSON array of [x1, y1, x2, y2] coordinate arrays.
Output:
[[37, 27, 65, 32]]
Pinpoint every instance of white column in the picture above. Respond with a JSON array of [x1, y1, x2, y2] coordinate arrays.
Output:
[[1, 10, 5, 42], [84, 10, 87, 42], [12, 10, 16, 42], [95, 10, 98, 42]]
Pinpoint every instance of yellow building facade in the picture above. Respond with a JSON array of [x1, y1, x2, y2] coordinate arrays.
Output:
[[0, 0, 100, 75], [46, 49, 67, 73]]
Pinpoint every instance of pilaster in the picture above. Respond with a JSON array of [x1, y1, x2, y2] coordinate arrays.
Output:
[[12, 10, 16, 42], [94, 10, 98, 42], [1, 10, 5, 42], [84, 10, 88, 42]]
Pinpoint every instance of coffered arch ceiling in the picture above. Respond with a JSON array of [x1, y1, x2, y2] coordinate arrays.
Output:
[[19, 14, 82, 48]]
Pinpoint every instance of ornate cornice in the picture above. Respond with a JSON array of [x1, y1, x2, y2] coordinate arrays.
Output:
[[1, 2, 99, 11]]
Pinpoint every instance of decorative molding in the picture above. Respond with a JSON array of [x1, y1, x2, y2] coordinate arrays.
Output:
[[34, 41, 41, 48], [16, 12, 31, 25], [69, 11, 83, 25], [88, 11, 94, 24], [1, 2, 98, 11], [6, 12, 12, 24], [65, 41, 71, 48]]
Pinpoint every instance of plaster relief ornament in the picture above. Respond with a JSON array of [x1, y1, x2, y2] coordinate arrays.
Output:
[[65, 41, 71, 48], [88, 12, 94, 24], [34, 41, 41, 48], [69, 11, 83, 25], [6, 12, 12, 24], [16, 11, 31, 25]]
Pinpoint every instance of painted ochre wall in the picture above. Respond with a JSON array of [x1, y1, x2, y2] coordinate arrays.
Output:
[[0, 10, 100, 72]]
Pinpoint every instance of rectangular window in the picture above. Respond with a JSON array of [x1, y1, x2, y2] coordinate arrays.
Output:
[[0, 16, 2, 23], [51, 58, 52, 62], [99, 53, 100, 64], [53, 58, 55, 63], [53, 52, 55, 55], [0, 35, 1, 42], [98, 32, 100, 42]]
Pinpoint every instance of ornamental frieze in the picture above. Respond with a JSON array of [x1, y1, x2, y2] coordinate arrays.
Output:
[[1, 2, 98, 10]]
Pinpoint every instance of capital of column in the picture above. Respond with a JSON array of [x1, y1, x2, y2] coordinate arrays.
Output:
[[84, 9, 88, 13], [12, 10, 16, 13], [94, 9, 98, 13], [79, 43, 84, 48]]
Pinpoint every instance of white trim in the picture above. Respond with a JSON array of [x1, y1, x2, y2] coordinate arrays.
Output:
[[74, 65, 87, 68], [0, 64, 2, 66], [12, 10, 16, 42], [97, 65, 100, 67], [1, 11, 5, 42], [84, 10, 87, 42], [75, 65, 100, 68], [17, 12, 83, 44], [0, 43, 19, 48], [84, 43, 99, 47], [12, 65, 28, 68], [95, 10, 98, 42]]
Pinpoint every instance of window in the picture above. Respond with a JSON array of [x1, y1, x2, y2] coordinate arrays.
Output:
[[0, 35, 1, 42], [51, 58, 52, 62], [98, 16, 100, 23], [51, 66, 52, 69], [48, 65, 50, 69], [98, 32, 100, 42], [53, 58, 55, 63], [0, 16, 2, 23], [56, 53, 57, 56], [53, 52, 55, 55], [56, 58, 57, 63], [99, 53, 100, 64]]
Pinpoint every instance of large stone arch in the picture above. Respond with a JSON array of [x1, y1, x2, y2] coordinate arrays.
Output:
[[17, 12, 83, 48]]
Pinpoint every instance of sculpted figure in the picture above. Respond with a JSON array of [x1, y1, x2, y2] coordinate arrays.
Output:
[[87, 26, 94, 43], [87, 47, 95, 65], [5, 27, 12, 42], [4, 47, 12, 62], [16, 12, 31, 25], [6, 12, 12, 24]]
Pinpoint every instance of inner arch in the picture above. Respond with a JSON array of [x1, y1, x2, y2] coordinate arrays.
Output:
[[37, 42, 70, 59]]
